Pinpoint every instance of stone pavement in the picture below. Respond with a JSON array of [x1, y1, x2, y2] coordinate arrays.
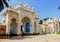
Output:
[[0, 34, 60, 42]]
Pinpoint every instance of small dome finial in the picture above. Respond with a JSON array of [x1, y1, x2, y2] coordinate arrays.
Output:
[[49, 18, 50, 21], [31, 7, 34, 12], [19, 2, 22, 7], [8, 2, 12, 8], [19, 2, 22, 5], [43, 20, 44, 24], [24, 2, 29, 7]]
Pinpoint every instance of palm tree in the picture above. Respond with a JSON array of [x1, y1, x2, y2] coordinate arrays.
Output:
[[0, 0, 10, 12]]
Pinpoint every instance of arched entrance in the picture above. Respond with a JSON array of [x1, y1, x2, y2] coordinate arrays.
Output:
[[24, 22, 30, 33], [22, 17, 31, 33], [10, 18, 17, 34]]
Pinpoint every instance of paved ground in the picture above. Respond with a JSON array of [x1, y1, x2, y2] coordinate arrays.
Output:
[[0, 34, 60, 42]]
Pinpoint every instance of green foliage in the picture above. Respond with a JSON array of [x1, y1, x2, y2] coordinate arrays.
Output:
[[39, 20, 43, 24], [39, 18, 52, 24], [58, 6, 60, 10], [43, 18, 52, 21], [48, 32, 51, 34], [43, 18, 49, 21], [59, 22, 60, 26], [0, 31, 9, 36], [51, 32, 60, 34], [57, 32, 60, 34], [52, 32, 55, 34], [0, 34, 9, 36]]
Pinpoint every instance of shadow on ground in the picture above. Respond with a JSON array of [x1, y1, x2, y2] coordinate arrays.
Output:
[[9, 36, 35, 40]]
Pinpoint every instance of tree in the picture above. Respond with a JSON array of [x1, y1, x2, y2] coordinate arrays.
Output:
[[39, 20, 43, 24], [39, 18, 52, 24], [58, 6, 60, 10], [0, 0, 10, 12], [43, 18, 52, 21], [43, 18, 49, 21]]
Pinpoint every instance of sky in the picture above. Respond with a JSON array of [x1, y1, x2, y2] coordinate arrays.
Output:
[[0, 0, 60, 22]]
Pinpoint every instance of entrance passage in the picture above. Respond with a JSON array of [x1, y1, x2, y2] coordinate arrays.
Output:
[[22, 17, 31, 34], [10, 18, 17, 35], [25, 22, 30, 33]]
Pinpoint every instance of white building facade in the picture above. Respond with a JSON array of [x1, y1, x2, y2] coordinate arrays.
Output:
[[1, 3, 39, 35], [40, 18, 60, 34]]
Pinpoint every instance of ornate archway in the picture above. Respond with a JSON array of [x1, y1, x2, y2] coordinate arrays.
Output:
[[22, 17, 31, 33], [10, 18, 17, 34]]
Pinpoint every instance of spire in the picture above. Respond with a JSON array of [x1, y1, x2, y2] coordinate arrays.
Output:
[[31, 7, 34, 12], [24, 2, 29, 7], [8, 2, 12, 9], [23, 2, 31, 10], [19, 2, 23, 7], [54, 17, 56, 20], [36, 13, 38, 18], [43, 20, 44, 24], [23, 2, 30, 9], [49, 18, 50, 21]]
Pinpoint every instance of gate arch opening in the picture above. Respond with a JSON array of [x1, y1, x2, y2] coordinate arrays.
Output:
[[22, 17, 31, 33], [24, 22, 30, 33], [10, 18, 17, 34]]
